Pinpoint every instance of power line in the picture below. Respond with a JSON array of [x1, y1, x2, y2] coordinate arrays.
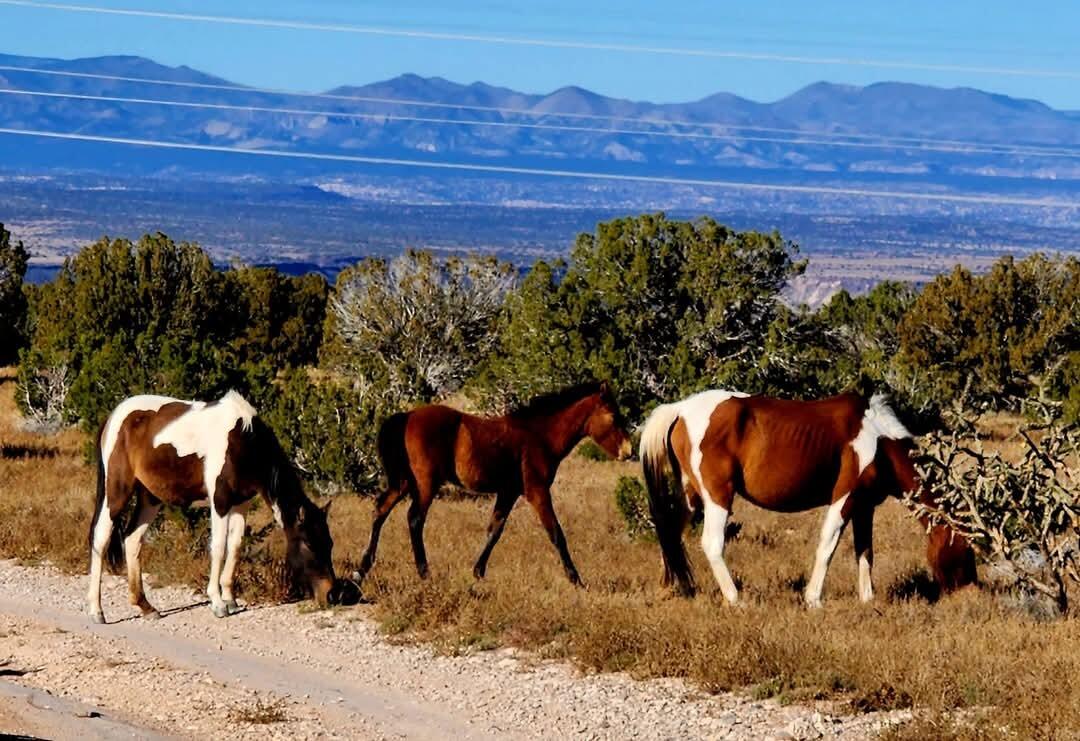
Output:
[[0, 126, 1074, 210], [6, 87, 1077, 159], [1, 65, 1077, 157], [3, 0, 1080, 80]]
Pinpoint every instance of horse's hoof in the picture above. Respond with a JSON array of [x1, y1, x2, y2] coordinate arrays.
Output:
[[225, 599, 240, 615], [142, 609, 161, 620], [417, 566, 430, 579], [211, 604, 229, 619], [472, 566, 486, 580], [89, 613, 105, 625]]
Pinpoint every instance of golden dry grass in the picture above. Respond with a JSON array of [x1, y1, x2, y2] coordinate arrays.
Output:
[[1, 368, 1078, 739]]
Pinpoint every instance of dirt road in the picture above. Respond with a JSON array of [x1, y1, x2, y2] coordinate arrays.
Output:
[[0, 560, 905, 739]]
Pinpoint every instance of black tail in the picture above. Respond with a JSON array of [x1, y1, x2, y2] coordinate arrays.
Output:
[[89, 424, 125, 574], [640, 412, 696, 596], [376, 411, 412, 492]]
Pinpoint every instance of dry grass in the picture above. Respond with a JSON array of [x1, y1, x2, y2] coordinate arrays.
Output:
[[1, 367, 1079, 738]]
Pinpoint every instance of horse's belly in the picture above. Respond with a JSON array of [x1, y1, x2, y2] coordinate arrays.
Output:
[[740, 465, 836, 512]]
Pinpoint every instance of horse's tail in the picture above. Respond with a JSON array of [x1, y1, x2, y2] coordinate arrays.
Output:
[[639, 402, 696, 596], [89, 423, 125, 574], [880, 437, 977, 592], [377, 411, 412, 492]]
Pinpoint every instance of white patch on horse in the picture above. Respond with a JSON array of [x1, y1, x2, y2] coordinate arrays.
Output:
[[152, 390, 258, 500], [272, 503, 284, 528], [677, 389, 748, 495], [850, 394, 912, 474], [100, 394, 185, 488]]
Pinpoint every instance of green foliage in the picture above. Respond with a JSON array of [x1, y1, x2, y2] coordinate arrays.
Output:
[[896, 255, 1080, 413], [0, 223, 29, 365], [257, 369, 384, 493], [479, 213, 804, 417], [576, 440, 610, 461], [613, 476, 654, 541], [16, 233, 327, 429], [323, 250, 514, 402]]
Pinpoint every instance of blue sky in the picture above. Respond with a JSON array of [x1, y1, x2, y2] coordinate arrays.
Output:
[[2, 0, 1079, 108]]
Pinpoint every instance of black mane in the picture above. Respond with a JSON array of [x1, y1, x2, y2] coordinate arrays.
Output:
[[253, 417, 310, 520], [508, 382, 604, 419]]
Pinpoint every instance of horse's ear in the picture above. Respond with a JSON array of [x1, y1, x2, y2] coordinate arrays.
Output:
[[322, 500, 333, 515], [599, 380, 610, 394]]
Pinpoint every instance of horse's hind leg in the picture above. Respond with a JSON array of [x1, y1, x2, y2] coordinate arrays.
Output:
[[524, 485, 582, 586], [851, 501, 875, 603], [473, 489, 521, 579], [124, 486, 162, 618], [697, 457, 739, 604], [87, 458, 134, 624], [354, 484, 408, 582], [407, 479, 436, 579]]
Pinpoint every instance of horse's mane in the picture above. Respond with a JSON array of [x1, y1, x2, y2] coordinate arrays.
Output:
[[253, 417, 312, 518], [508, 382, 603, 419]]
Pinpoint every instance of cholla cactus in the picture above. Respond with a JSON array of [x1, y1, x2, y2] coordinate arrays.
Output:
[[907, 408, 1079, 613]]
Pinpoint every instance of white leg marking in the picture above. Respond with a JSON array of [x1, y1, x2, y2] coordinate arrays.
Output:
[[207, 507, 230, 618], [858, 550, 874, 603], [805, 493, 850, 608], [86, 505, 114, 623], [701, 495, 739, 604], [220, 505, 248, 611], [124, 502, 162, 611]]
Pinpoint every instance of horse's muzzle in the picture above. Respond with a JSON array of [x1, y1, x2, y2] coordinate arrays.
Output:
[[618, 439, 633, 461], [328, 578, 362, 606]]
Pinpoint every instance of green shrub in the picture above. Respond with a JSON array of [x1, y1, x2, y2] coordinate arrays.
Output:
[[576, 440, 609, 461], [259, 369, 386, 494], [614, 476, 654, 541]]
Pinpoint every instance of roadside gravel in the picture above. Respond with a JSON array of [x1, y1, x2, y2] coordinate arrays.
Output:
[[0, 560, 909, 739]]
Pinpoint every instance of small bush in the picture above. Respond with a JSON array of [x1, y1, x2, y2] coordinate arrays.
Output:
[[576, 440, 609, 461], [614, 476, 654, 541]]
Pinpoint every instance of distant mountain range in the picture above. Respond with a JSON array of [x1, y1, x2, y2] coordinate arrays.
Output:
[[1, 52, 1079, 181]]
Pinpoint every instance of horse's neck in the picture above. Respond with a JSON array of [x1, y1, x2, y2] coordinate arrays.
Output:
[[532, 397, 593, 460], [264, 464, 307, 529]]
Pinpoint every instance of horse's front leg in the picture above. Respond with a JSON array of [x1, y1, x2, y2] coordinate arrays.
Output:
[[851, 502, 875, 603], [219, 502, 250, 615], [524, 486, 582, 586], [207, 504, 230, 618], [805, 494, 853, 608]]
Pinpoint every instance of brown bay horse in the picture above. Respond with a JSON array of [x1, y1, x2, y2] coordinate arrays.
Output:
[[354, 382, 632, 586], [639, 390, 977, 606], [88, 391, 357, 623]]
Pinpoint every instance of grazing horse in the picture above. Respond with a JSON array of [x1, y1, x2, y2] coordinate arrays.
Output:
[[639, 390, 977, 607], [88, 391, 356, 623], [354, 382, 633, 586]]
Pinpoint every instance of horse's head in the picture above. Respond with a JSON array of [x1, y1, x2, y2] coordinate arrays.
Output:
[[286, 500, 359, 607], [926, 524, 978, 593], [584, 381, 633, 461]]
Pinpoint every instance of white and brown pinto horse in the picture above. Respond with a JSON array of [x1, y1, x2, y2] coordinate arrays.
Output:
[[640, 390, 976, 606], [88, 391, 355, 623]]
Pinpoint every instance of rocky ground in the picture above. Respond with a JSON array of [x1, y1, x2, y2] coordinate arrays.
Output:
[[0, 560, 911, 740]]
